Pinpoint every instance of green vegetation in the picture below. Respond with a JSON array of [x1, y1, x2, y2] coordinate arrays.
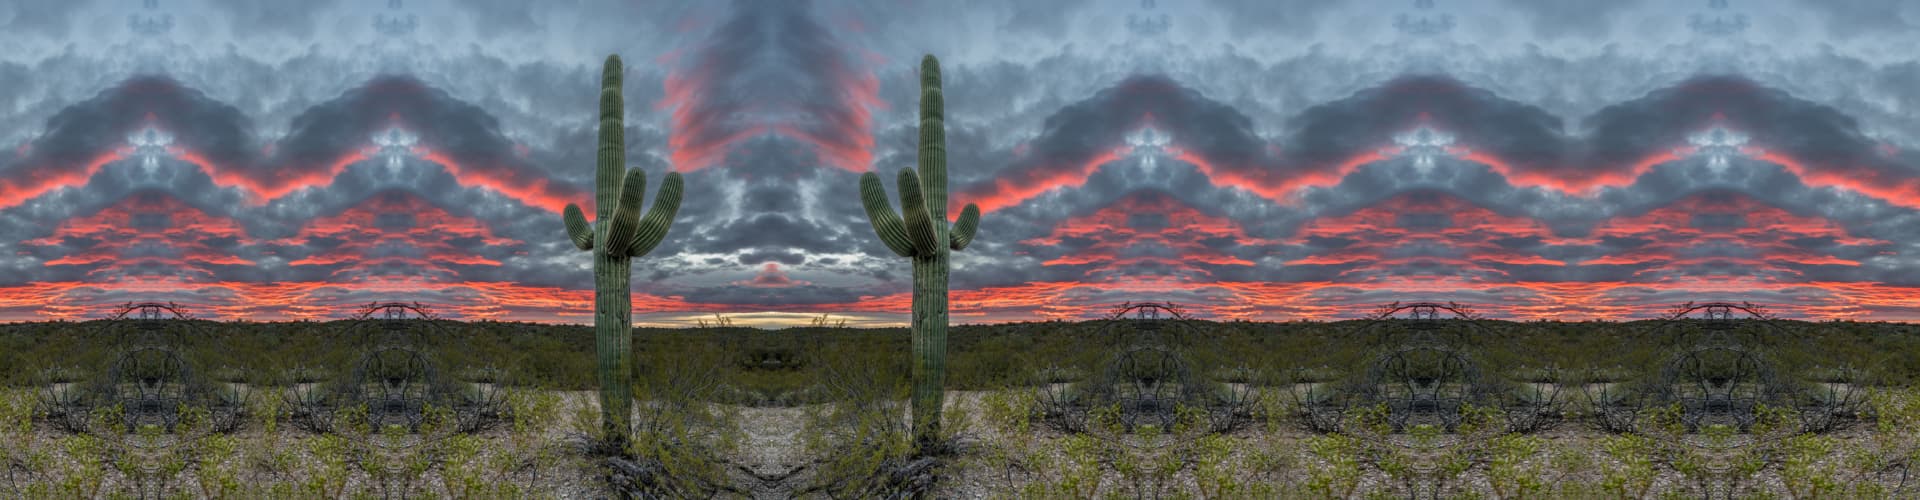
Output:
[[5, 319, 1920, 405], [1, 318, 1918, 497]]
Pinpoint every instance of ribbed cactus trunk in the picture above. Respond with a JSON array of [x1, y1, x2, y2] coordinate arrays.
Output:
[[860, 54, 983, 449], [593, 240, 632, 443], [909, 250, 948, 445], [560, 54, 685, 449]]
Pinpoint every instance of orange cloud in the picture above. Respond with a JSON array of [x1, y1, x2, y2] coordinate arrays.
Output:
[[962, 146, 1134, 213], [0, 150, 126, 209]]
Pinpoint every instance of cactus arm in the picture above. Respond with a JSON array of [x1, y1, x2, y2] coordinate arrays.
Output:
[[918, 55, 947, 224], [949, 203, 979, 251], [620, 171, 684, 257], [595, 57, 626, 220], [562, 203, 594, 251], [897, 168, 939, 256], [860, 172, 916, 257], [603, 168, 647, 253]]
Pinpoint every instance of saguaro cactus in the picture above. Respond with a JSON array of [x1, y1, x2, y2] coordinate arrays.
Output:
[[859, 54, 984, 448], [559, 54, 684, 447]]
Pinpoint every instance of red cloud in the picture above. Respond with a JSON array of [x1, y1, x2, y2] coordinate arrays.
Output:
[[1459, 148, 1690, 195], [659, 71, 763, 172], [22, 192, 254, 275], [1022, 191, 1268, 280], [279, 191, 521, 278], [963, 146, 1133, 213], [1752, 151, 1920, 211], [735, 263, 810, 288], [174, 148, 366, 204], [1176, 147, 1388, 202], [414, 149, 585, 213], [0, 150, 126, 210], [769, 51, 884, 172]]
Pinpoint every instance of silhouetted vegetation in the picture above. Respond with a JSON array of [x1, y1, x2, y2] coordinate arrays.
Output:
[[5, 318, 1920, 397]]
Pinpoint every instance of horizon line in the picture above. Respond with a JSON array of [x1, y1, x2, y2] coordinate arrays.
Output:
[[5, 316, 1917, 329]]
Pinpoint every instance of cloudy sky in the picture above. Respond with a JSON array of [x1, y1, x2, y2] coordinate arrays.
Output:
[[2, 0, 1919, 325]]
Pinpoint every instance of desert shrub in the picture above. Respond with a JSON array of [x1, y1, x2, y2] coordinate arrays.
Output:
[[979, 388, 1037, 434], [587, 338, 748, 498], [1, 318, 1918, 497], [1, 387, 54, 497], [792, 345, 971, 498]]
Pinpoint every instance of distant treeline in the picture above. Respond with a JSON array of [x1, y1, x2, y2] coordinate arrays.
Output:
[[3, 319, 1917, 405]]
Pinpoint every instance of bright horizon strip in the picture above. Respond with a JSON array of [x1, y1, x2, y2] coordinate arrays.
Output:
[[4, 276, 1920, 326]]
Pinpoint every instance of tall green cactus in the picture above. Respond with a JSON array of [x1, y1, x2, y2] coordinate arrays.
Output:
[[860, 54, 983, 448], [560, 54, 684, 447]]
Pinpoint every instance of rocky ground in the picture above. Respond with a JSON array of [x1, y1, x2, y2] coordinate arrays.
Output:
[[5, 386, 1917, 499]]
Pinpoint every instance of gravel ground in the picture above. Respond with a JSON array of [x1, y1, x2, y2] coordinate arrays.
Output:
[[7, 387, 1914, 499]]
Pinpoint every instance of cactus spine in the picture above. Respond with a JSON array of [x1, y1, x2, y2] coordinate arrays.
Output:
[[560, 54, 685, 447], [859, 54, 983, 448]]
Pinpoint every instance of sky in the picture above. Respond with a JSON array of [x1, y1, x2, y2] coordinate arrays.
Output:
[[3, 0, 1920, 326]]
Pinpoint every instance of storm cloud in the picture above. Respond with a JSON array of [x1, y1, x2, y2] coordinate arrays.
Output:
[[4, 0, 1920, 324]]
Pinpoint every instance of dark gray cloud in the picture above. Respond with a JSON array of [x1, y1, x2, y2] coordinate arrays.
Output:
[[1791, 0, 1920, 37], [268, 75, 586, 209], [1200, 0, 1345, 40], [1585, 75, 1920, 185], [6, 0, 1920, 323], [0, 0, 95, 38], [1, 76, 250, 186], [1281, 75, 1569, 175], [203, 0, 340, 38], [1497, 0, 1642, 39]]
